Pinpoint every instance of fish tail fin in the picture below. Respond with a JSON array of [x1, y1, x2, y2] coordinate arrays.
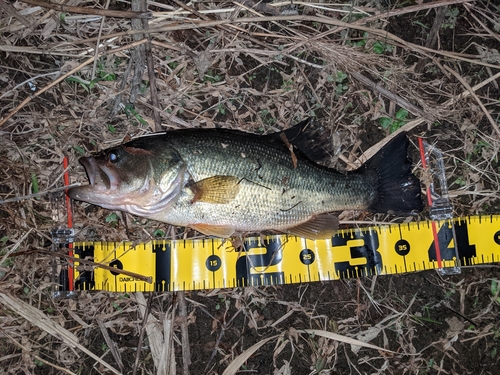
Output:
[[362, 133, 423, 214]]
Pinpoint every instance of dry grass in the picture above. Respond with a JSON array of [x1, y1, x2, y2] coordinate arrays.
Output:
[[1, 0, 500, 374]]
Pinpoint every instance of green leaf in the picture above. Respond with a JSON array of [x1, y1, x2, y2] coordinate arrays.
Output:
[[395, 108, 409, 120], [88, 79, 99, 90], [66, 76, 90, 92], [379, 117, 393, 128], [105, 213, 119, 224], [373, 41, 385, 54], [153, 229, 165, 238], [31, 173, 39, 194], [72, 145, 86, 156], [335, 71, 348, 83], [59, 13, 68, 23], [100, 72, 116, 81]]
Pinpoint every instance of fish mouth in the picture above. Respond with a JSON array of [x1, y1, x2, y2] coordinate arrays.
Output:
[[80, 157, 119, 190], [67, 157, 120, 204]]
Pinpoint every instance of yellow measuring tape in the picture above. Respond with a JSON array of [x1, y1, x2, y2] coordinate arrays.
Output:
[[72, 215, 500, 292]]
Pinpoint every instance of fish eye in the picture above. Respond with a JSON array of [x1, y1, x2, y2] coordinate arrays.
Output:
[[107, 149, 120, 163]]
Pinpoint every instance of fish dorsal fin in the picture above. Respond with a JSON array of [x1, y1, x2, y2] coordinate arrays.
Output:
[[284, 214, 339, 240], [190, 175, 240, 204], [265, 119, 333, 164], [190, 223, 235, 238]]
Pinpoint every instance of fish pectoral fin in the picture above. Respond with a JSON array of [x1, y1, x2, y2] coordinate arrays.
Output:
[[190, 175, 240, 204], [190, 224, 235, 238], [285, 214, 339, 240]]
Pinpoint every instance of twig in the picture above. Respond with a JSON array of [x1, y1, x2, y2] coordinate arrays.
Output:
[[350, 0, 473, 27], [11, 249, 154, 283], [0, 184, 81, 204], [1, 329, 78, 375], [132, 293, 154, 375], [443, 64, 500, 137], [143, 12, 161, 132], [0, 71, 60, 99], [463, 3, 500, 43], [0, 229, 33, 269], [350, 71, 433, 121], [0, 39, 148, 127], [356, 118, 428, 165], [19, 0, 152, 19], [415, 6, 448, 74], [0, 293, 122, 375], [0, 1, 31, 27], [444, 70, 500, 106], [178, 291, 191, 375], [54, 14, 500, 70], [90, 0, 111, 80], [97, 319, 124, 372]]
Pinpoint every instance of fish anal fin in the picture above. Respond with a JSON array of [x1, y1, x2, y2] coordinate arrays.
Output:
[[190, 175, 241, 204], [285, 214, 339, 240], [190, 224, 235, 238]]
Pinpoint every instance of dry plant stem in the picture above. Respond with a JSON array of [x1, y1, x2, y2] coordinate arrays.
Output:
[[1, 330, 77, 375], [171, 0, 209, 20], [162, 309, 176, 375], [443, 65, 500, 137], [359, 118, 427, 164], [202, 307, 246, 372], [20, 3, 54, 38], [19, 0, 152, 19], [132, 292, 154, 375], [137, 98, 201, 127], [0, 39, 148, 127], [18, 250, 154, 283], [350, 72, 433, 121], [444, 70, 500, 106], [178, 291, 191, 375], [0, 293, 121, 375], [0, 229, 33, 273], [97, 319, 124, 372], [222, 335, 280, 375], [0, 71, 60, 100], [91, 0, 111, 80], [0, 45, 90, 57], [0, 0, 30, 27], [415, 6, 447, 73], [171, 0, 271, 50], [135, 293, 166, 371], [350, 0, 473, 27], [61, 15, 500, 70], [0, 183, 80, 204], [129, 0, 147, 105], [143, 19, 161, 132], [463, 3, 500, 43]]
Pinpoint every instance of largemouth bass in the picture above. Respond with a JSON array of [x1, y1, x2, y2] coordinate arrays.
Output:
[[68, 122, 422, 239]]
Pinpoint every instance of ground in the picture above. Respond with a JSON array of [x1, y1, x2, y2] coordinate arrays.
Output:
[[0, 1, 499, 374]]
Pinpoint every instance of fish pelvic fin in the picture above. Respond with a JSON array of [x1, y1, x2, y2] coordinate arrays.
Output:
[[190, 175, 240, 204], [362, 133, 423, 214]]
